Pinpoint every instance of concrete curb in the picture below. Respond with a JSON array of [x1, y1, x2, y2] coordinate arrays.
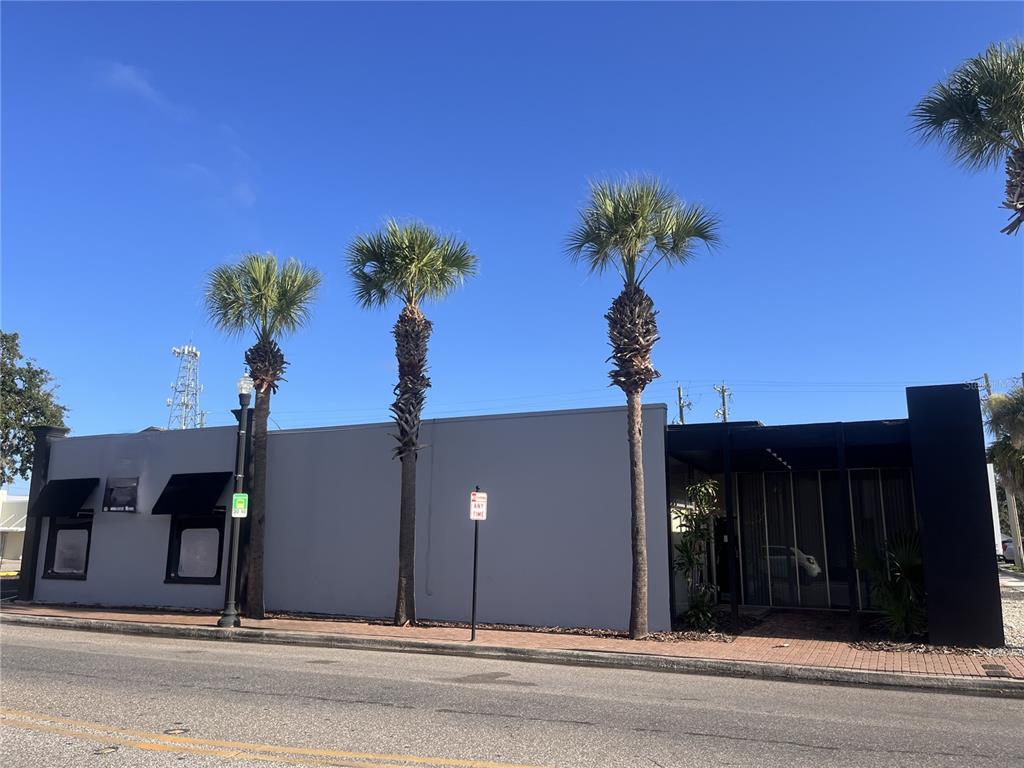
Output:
[[3, 612, 1023, 699]]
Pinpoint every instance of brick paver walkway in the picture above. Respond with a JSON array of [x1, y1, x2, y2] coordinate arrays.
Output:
[[4, 602, 1022, 682]]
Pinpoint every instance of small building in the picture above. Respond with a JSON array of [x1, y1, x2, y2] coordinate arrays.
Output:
[[16, 383, 1004, 646]]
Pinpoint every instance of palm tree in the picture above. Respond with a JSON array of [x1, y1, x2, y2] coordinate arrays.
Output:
[[987, 384, 1024, 448], [911, 41, 1024, 235], [347, 220, 478, 626], [204, 253, 322, 618], [567, 177, 720, 638]]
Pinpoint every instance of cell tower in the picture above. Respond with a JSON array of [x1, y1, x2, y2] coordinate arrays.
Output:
[[166, 344, 206, 429]]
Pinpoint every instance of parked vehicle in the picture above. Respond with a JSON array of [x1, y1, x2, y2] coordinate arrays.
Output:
[[765, 546, 822, 580], [1003, 535, 1019, 563]]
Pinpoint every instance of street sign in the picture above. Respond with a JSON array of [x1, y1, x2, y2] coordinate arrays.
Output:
[[470, 490, 487, 521], [469, 486, 486, 642], [232, 492, 249, 519]]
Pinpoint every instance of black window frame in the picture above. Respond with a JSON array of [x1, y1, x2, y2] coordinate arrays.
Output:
[[42, 514, 93, 580], [164, 513, 225, 585]]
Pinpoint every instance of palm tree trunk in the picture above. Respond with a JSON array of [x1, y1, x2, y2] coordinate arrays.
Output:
[[244, 386, 271, 620], [606, 284, 659, 639], [1002, 147, 1024, 236], [626, 388, 649, 638], [391, 304, 432, 626], [395, 451, 417, 625]]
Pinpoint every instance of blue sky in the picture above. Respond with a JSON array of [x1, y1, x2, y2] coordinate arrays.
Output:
[[2, 2, 1022, 466]]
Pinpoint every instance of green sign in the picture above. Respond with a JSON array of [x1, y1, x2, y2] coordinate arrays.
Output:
[[232, 492, 249, 518]]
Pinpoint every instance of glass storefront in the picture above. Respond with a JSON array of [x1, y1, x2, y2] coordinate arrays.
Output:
[[733, 468, 915, 609]]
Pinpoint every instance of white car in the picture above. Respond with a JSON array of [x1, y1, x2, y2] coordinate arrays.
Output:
[[1003, 535, 1019, 563], [766, 545, 822, 579]]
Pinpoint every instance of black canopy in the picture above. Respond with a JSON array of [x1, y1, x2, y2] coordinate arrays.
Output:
[[152, 472, 232, 515], [30, 477, 99, 517]]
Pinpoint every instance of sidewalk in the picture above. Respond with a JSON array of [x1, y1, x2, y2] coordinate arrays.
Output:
[[3, 602, 1023, 696]]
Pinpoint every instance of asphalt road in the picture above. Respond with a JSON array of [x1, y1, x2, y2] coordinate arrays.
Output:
[[1, 624, 1020, 768]]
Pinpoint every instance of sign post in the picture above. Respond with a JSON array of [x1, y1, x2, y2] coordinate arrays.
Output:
[[231, 492, 249, 519], [469, 487, 487, 641]]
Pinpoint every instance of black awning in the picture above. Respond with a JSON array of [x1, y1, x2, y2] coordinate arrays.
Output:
[[152, 472, 232, 515], [29, 478, 100, 517]]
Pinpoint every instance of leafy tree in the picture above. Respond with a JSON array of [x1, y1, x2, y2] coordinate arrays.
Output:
[[986, 386, 1024, 567], [567, 176, 720, 638], [204, 253, 322, 618], [911, 41, 1024, 235], [347, 220, 477, 626], [0, 331, 67, 486]]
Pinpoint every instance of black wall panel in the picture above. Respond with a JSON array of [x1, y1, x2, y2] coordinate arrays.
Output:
[[907, 385, 1004, 647]]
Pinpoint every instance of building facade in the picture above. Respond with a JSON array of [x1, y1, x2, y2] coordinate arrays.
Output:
[[19, 405, 672, 632], [16, 384, 1005, 646]]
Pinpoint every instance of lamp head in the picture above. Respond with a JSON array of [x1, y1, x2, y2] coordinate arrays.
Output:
[[237, 374, 255, 396]]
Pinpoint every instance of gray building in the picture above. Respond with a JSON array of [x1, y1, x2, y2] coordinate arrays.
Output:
[[22, 405, 672, 632], [18, 384, 1006, 647]]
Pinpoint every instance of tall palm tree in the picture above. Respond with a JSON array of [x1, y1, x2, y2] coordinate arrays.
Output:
[[567, 177, 720, 638], [911, 41, 1024, 235], [347, 220, 478, 626], [204, 253, 322, 618]]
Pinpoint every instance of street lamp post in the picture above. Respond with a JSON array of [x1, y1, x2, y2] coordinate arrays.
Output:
[[218, 373, 254, 629]]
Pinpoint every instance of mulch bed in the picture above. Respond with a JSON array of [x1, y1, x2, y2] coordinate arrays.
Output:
[[265, 611, 753, 643], [850, 639, 1022, 657], [262, 607, 1024, 656]]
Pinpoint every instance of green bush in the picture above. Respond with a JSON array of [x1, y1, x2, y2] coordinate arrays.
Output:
[[672, 479, 720, 630], [856, 532, 927, 639]]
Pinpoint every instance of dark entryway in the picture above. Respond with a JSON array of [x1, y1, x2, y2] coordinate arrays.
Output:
[[665, 384, 1006, 648]]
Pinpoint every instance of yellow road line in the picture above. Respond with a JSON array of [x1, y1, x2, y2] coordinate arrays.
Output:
[[1, 708, 546, 768], [2, 717, 395, 767]]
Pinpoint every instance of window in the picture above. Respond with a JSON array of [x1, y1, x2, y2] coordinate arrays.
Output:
[[43, 516, 92, 579], [165, 515, 224, 584]]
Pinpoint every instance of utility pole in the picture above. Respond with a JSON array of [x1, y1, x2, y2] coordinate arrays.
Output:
[[983, 372, 993, 398], [714, 382, 731, 423], [675, 383, 692, 425]]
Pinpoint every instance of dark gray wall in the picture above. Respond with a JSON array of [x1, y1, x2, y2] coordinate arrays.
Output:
[[907, 384, 1004, 647], [264, 405, 671, 631], [33, 427, 236, 609]]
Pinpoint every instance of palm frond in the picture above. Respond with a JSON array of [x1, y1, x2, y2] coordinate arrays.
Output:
[[203, 252, 321, 342], [566, 175, 720, 287], [346, 219, 478, 309], [988, 434, 1024, 496], [986, 385, 1024, 447], [911, 40, 1024, 170], [203, 264, 249, 337], [273, 258, 323, 337]]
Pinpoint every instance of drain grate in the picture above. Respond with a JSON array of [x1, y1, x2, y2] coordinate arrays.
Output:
[[981, 663, 1010, 678]]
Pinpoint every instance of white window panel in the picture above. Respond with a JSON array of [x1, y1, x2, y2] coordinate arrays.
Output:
[[177, 528, 219, 578]]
